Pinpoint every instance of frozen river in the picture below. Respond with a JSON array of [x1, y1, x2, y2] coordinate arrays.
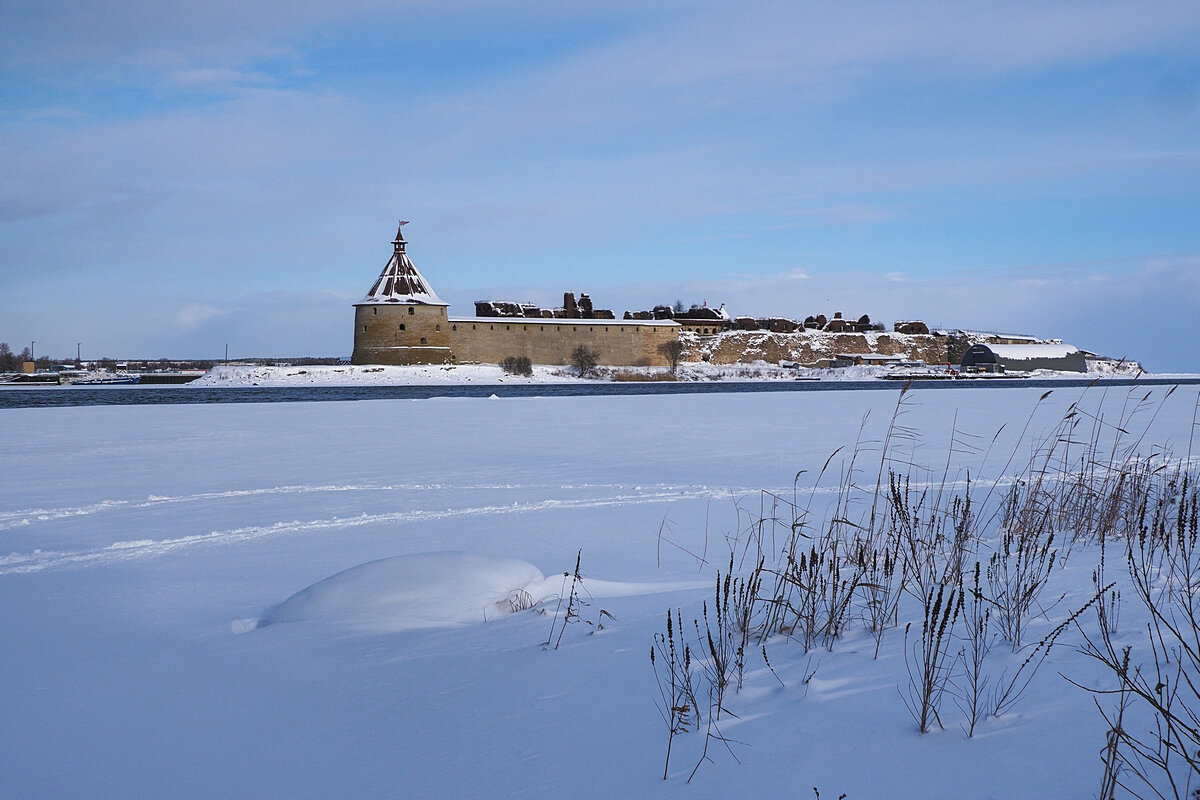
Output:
[[3, 374, 1198, 408]]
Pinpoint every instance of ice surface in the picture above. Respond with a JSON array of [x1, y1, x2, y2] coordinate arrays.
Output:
[[1, 386, 1198, 798]]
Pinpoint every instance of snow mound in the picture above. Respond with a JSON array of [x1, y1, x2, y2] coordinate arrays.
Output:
[[244, 552, 545, 634]]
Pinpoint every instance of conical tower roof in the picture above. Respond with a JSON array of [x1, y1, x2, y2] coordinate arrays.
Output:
[[357, 222, 447, 306]]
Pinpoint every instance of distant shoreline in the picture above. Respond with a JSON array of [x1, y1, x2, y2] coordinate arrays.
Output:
[[4, 371, 1199, 410]]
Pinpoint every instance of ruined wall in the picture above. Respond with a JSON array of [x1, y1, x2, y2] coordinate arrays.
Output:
[[352, 303, 453, 365], [696, 330, 954, 365], [450, 318, 679, 367]]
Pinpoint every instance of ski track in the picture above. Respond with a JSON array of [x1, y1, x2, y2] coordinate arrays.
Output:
[[0, 468, 1001, 534], [3, 451, 1161, 575], [0, 482, 717, 533], [0, 487, 737, 575]]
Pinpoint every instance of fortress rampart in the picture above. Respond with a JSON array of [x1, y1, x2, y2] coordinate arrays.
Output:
[[449, 317, 678, 367]]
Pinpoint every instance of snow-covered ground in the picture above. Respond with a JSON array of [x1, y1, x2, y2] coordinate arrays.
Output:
[[2, 385, 1198, 797], [192, 361, 819, 386], [191, 357, 1153, 387], [195, 362, 576, 386]]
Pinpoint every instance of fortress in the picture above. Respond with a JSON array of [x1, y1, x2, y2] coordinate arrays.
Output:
[[351, 224, 679, 367], [352, 223, 1088, 373]]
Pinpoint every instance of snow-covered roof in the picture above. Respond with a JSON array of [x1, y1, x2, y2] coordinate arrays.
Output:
[[987, 343, 1080, 361], [356, 223, 447, 306], [838, 353, 905, 363], [450, 316, 679, 327]]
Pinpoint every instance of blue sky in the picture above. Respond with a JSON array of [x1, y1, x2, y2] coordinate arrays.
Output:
[[2, 1, 1198, 370]]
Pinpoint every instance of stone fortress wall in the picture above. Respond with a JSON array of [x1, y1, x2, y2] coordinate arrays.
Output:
[[352, 297, 679, 368], [449, 317, 678, 367]]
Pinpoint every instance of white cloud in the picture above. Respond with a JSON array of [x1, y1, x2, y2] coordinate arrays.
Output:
[[165, 67, 277, 91], [175, 303, 232, 329]]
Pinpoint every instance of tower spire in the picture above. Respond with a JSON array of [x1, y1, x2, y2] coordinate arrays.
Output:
[[358, 221, 446, 306]]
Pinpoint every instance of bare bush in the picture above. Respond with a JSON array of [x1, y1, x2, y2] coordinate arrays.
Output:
[[695, 554, 766, 718], [570, 346, 599, 378], [952, 563, 994, 737], [854, 531, 904, 659], [646, 381, 1197, 787], [544, 550, 588, 650], [901, 583, 963, 732], [502, 588, 537, 613], [1073, 468, 1200, 799], [611, 370, 677, 382], [766, 539, 864, 653], [499, 355, 532, 376], [651, 609, 699, 780], [888, 472, 974, 609], [658, 339, 685, 373], [986, 485, 1060, 650]]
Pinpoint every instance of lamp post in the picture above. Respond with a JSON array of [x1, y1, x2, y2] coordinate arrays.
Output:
[[30, 340, 35, 364]]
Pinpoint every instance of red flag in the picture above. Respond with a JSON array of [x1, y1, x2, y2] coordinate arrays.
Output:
[[398, 220, 410, 227]]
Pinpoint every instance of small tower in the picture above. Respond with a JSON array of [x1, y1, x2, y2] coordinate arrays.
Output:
[[351, 222, 453, 365]]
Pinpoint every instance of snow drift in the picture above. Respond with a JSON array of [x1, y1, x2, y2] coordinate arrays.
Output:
[[241, 551, 545, 634]]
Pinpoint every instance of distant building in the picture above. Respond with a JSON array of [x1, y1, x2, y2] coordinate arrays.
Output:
[[672, 304, 733, 335], [351, 224, 679, 367], [960, 343, 1086, 373]]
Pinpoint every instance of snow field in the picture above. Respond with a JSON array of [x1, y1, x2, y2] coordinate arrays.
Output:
[[190, 358, 1151, 387], [1, 386, 1197, 798]]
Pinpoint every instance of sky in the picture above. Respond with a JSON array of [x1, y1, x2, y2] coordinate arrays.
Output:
[[1, 1, 1198, 370]]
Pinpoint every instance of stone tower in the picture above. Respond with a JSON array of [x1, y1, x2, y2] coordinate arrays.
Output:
[[351, 223, 453, 365]]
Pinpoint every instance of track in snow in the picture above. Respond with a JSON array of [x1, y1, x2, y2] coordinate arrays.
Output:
[[0, 485, 741, 575]]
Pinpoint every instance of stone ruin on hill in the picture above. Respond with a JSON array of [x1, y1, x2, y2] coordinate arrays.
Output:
[[724, 311, 888, 334], [894, 320, 930, 335], [621, 305, 933, 339], [474, 291, 615, 320]]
